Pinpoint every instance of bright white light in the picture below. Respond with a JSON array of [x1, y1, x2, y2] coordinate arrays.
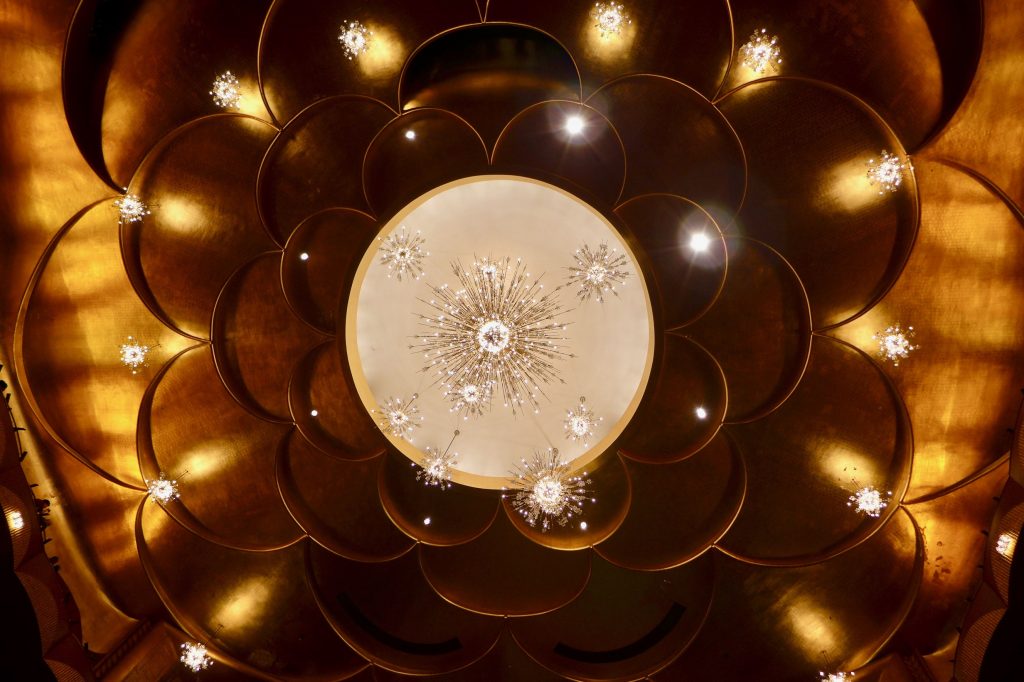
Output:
[[310, 409, 319, 417], [580, 521, 588, 531], [423, 517, 431, 525], [695, 406, 708, 419], [405, 130, 416, 140], [9, 511, 25, 531], [180, 642, 213, 672], [565, 115, 585, 135], [689, 232, 712, 253], [996, 532, 1017, 558], [147, 475, 180, 503], [299, 252, 309, 261]]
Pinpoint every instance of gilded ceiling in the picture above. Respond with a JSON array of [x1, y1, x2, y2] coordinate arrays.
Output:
[[1, 0, 1023, 680]]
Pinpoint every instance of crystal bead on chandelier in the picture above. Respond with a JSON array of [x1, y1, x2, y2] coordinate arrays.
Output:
[[415, 257, 571, 413], [564, 396, 601, 446], [566, 242, 630, 304], [867, 151, 912, 194], [119, 336, 150, 374], [338, 20, 371, 60], [873, 323, 917, 366], [210, 70, 241, 109], [739, 28, 782, 74], [114, 193, 150, 223], [180, 642, 213, 672], [378, 226, 428, 282], [374, 394, 423, 441], [591, 2, 630, 38], [507, 448, 593, 532], [147, 475, 180, 503], [847, 486, 891, 518]]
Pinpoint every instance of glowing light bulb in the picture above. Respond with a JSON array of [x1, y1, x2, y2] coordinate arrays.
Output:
[[565, 115, 585, 135], [405, 130, 416, 140], [689, 232, 712, 253], [695, 406, 708, 419]]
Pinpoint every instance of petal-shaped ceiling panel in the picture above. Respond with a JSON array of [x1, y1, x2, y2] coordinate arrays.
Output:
[[681, 237, 812, 423], [597, 434, 744, 571], [419, 512, 591, 617], [720, 335, 912, 563], [505, 452, 630, 550], [16, 202, 193, 486], [256, 96, 395, 242], [363, 109, 489, 218], [618, 334, 726, 463], [510, 554, 714, 681], [399, 23, 581, 148], [375, 631, 564, 682], [724, 0, 944, 149], [492, 101, 625, 205], [289, 342, 384, 460], [588, 76, 745, 225], [378, 449, 499, 547], [277, 432, 413, 562], [486, 0, 732, 98], [127, 115, 278, 339], [140, 346, 301, 550], [96, 0, 274, 187], [614, 194, 727, 329], [718, 77, 918, 329], [258, 0, 481, 124], [307, 545, 502, 675], [660, 510, 921, 679], [136, 503, 366, 679], [211, 252, 329, 421], [829, 159, 1024, 499], [281, 208, 378, 334]]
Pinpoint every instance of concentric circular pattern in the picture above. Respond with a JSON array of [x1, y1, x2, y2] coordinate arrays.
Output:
[[8, 1, 1024, 680]]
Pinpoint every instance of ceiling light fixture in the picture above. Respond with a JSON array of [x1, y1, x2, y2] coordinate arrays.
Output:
[[847, 486, 891, 518], [416, 257, 571, 413], [820, 673, 855, 682], [374, 394, 422, 441], [592, 2, 630, 38], [404, 129, 416, 140], [689, 232, 712, 253], [564, 396, 601, 446], [564, 115, 585, 135], [180, 642, 213, 672], [567, 242, 630, 303], [299, 252, 309, 261], [873, 323, 917, 366], [338, 20, 371, 60], [996, 532, 1017, 559], [416, 431, 460, 490], [443, 379, 493, 419], [147, 475, 180, 503], [378, 226, 428, 282], [8, 510, 24, 531], [114, 193, 150, 223], [695, 406, 708, 419], [739, 28, 782, 74], [507, 448, 594, 532], [119, 336, 151, 374], [209, 71, 241, 109], [866, 151, 912, 194]]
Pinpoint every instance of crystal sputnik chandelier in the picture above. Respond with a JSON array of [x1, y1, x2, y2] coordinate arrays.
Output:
[[591, 2, 630, 38], [374, 394, 423, 441], [507, 448, 593, 532], [114, 193, 150, 223], [739, 28, 782, 74], [847, 486, 891, 518], [119, 336, 150, 374], [416, 432, 459, 490], [180, 642, 213, 672], [564, 396, 601, 446], [378, 226, 428, 282], [147, 475, 180, 503], [210, 70, 241, 109], [566, 242, 630, 304], [415, 257, 571, 413], [867, 151, 912, 194], [873, 323, 917, 366], [338, 20, 371, 60], [820, 673, 855, 682], [443, 378, 493, 419]]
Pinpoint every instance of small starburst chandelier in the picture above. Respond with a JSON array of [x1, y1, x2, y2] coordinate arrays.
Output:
[[415, 257, 571, 412], [114, 193, 150, 223], [443, 378, 493, 419], [739, 28, 782, 74], [119, 336, 150, 374], [564, 396, 601, 446], [566, 243, 630, 304], [209, 70, 241, 109], [378, 226, 428, 282], [873, 323, 917, 366], [996, 532, 1017, 559], [847, 486, 891, 518], [338, 20, 371, 60], [591, 2, 630, 38], [180, 642, 213, 672], [147, 474, 180, 503], [373, 394, 423, 441], [820, 673, 855, 682], [867, 151, 912, 194], [416, 431, 460, 490], [507, 448, 593, 532]]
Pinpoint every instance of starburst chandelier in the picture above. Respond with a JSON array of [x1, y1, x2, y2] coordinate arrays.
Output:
[[119, 336, 150, 374], [443, 378, 493, 419], [338, 20, 371, 60], [996, 532, 1017, 559], [416, 431, 460, 490], [209, 70, 241, 109], [507, 448, 593, 532], [373, 394, 422, 441], [113, 193, 149, 223], [591, 2, 630, 38], [8, 510, 24, 530], [564, 396, 601, 446], [873, 323, 917, 366], [739, 28, 782, 74], [180, 642, 213, 672], [566, 243, 630, 304], [820, 673, 855, 682], [415, 257, 571, 412], [378, 226, 427, 282], [147, 474, 180, 503], [847, 486, 891, 518], [867, 151, 912, 194]]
